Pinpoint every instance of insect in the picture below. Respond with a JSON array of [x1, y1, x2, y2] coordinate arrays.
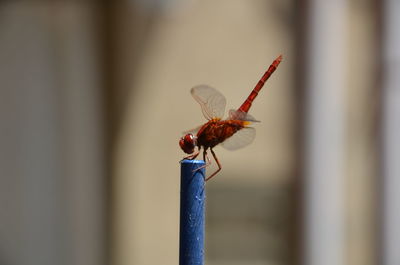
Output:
[[179, 55, 282, 181]]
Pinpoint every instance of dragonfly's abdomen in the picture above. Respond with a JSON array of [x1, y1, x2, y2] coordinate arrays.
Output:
[[197, 120, 245, 149]]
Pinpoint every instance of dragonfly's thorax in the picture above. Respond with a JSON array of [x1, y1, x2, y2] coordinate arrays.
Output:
[[196, 119, 245, 149]]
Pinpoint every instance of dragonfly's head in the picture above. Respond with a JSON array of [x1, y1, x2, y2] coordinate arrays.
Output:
[[179, 133, 197, 154]]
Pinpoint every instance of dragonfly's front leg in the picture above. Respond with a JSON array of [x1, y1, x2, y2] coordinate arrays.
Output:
[[205, 148, 222, 181], [191, 149, 211, 173], [203, 149, 211, 165]]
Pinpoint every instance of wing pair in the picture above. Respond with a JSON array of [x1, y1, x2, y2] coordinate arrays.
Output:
[[187, 85, 257, 150]]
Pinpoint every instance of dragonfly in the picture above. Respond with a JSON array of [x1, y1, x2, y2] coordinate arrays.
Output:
[[179, 55, 282, 181]]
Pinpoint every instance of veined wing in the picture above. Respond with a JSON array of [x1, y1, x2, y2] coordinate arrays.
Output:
[[221, 127, 256, 150], [228, 109, 260, 122], [191, 85, 226, 120]]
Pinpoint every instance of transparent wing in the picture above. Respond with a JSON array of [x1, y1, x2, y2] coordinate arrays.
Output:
[[228, 109, 260, 122], [221, 127, 256, 150], [191, 85, 226, 120], [182, 124, 203, 135]]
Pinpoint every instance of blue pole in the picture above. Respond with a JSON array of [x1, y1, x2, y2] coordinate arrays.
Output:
[[180, 159, 206, 265]]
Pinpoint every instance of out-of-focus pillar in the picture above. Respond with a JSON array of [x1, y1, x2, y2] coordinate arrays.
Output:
[[382, 1, 400, 265], [304, 1, 348, 265], [0, 3, 106, 265]]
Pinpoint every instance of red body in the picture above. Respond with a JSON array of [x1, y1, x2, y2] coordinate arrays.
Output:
[[239, 55, 282, 113], [196, 119, 245, 149]]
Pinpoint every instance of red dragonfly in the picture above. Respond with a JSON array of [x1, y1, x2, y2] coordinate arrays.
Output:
[[179, 55, 282, 181]]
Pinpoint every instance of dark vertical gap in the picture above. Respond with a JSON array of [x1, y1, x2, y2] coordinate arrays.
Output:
[[374, 0, 385, 264], [97, 2, 161, 264], [98, 1, 116, 265], [291, 0, 309, 265]]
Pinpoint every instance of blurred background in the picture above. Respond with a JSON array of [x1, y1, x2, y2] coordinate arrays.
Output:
[[0, 1, 398, 265]]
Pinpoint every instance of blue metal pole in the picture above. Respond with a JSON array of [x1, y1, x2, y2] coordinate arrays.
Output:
[[180, 159, 206, 265]]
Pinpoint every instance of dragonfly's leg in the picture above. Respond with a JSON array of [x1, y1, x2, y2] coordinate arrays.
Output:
[[203, 150, 211, 165], [205, 148, 222, 181], [192, 149, 211, 172]]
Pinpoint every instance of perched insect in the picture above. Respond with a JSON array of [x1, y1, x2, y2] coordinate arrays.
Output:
[[179, 55, 282, 181]]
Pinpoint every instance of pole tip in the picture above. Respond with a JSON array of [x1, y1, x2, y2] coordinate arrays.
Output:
[[180, 159, 204, 165]]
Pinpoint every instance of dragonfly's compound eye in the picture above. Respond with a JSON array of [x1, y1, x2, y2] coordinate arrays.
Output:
[[179, 134, 196, 154]]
